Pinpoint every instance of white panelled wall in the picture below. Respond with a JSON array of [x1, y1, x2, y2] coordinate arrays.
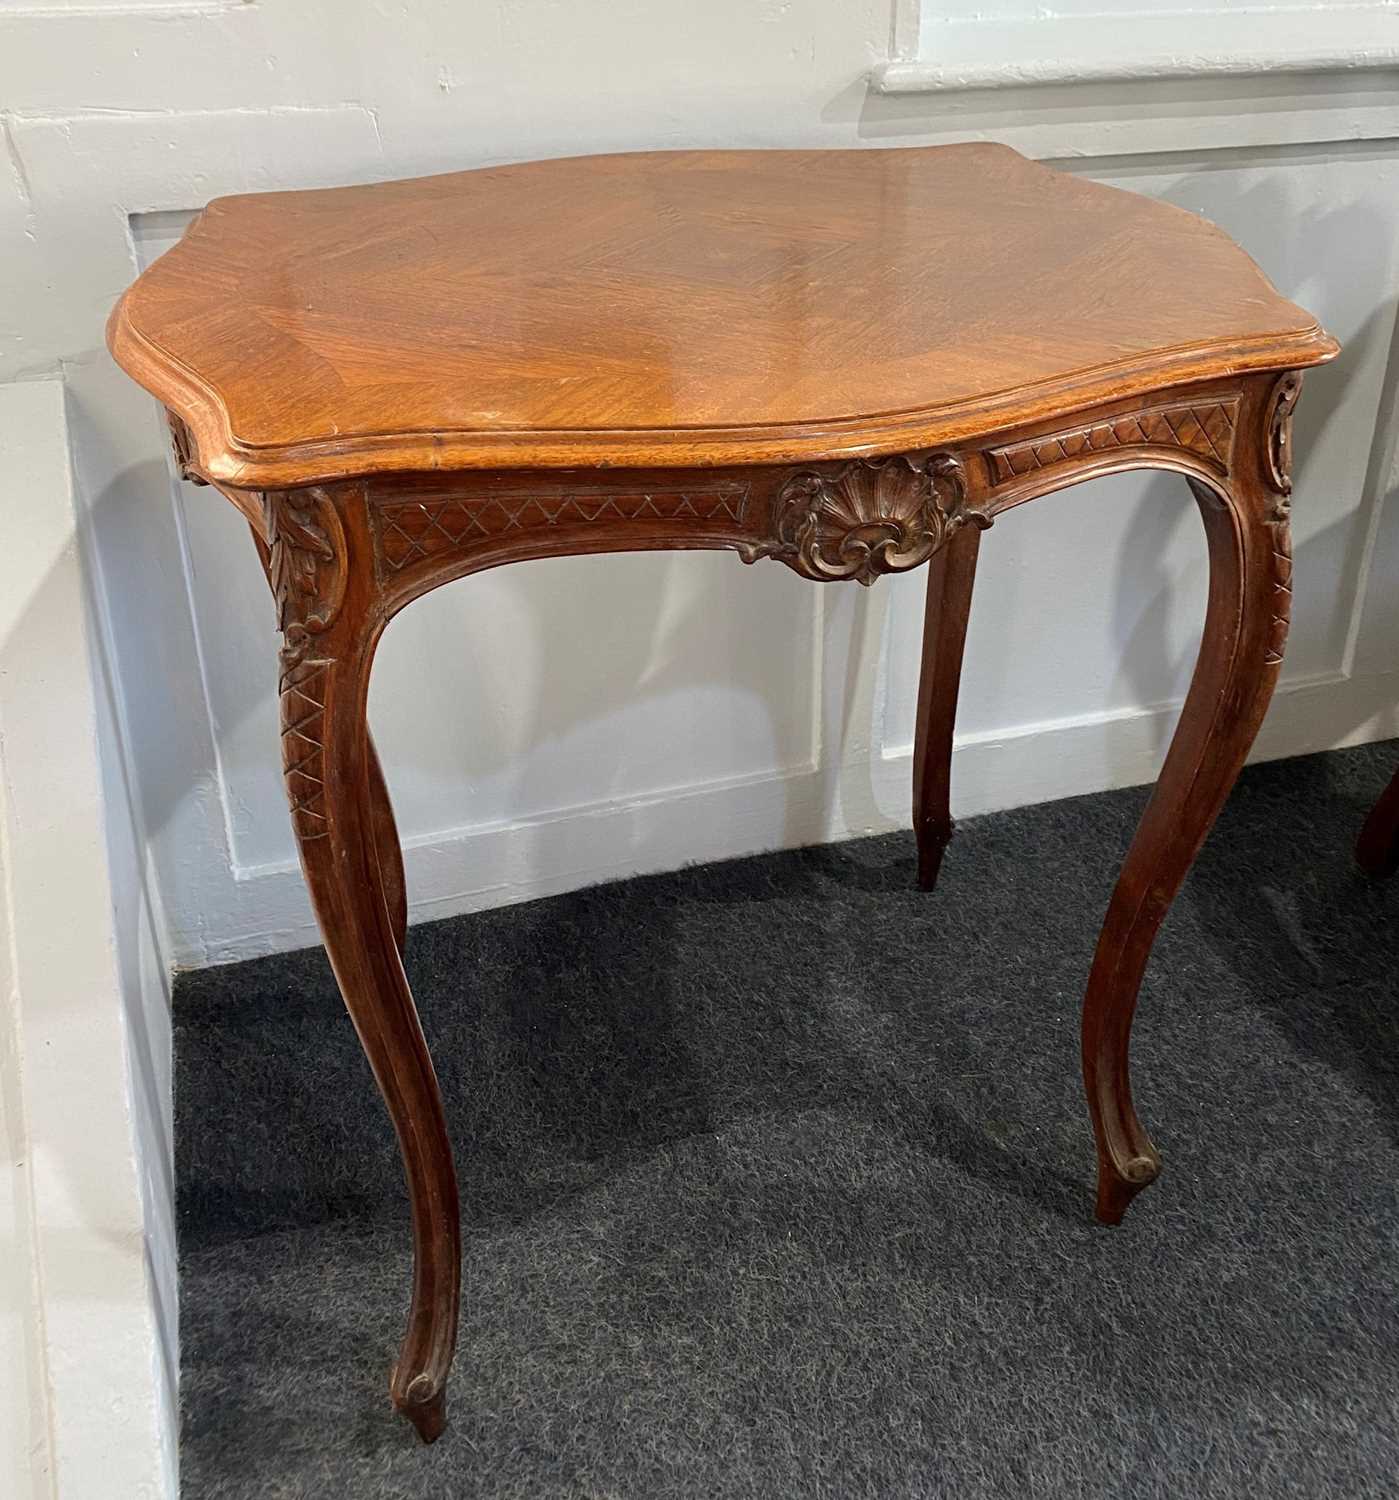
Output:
[[127, 68, 1399, 967], [3, 3, 1399, 1490]]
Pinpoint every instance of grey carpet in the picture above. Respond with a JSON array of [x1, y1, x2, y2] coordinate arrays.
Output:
[[176, 741, 1399, 1499]]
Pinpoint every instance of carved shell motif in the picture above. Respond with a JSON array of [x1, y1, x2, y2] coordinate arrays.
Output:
[[748, 453, 989, 586]]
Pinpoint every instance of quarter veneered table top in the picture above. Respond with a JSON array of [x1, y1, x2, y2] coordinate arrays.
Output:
[[108, 143, 1337, 487]]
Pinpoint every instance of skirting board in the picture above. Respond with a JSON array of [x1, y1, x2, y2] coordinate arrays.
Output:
[[173, 667, 1399, 968]]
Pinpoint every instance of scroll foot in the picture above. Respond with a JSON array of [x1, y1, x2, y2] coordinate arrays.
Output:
[[396, 1373, 447, 1444], [1094, 1146, 1162, 1226]]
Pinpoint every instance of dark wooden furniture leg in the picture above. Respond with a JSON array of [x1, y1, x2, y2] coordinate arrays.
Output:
[[1356, 765, 1399, 878], [1083, 441, 1291, 1224], [912, 522, 982, 891], [255, 523, 407, 953], [267, 494, 460, 1442], [281, 637, 459, 1440]]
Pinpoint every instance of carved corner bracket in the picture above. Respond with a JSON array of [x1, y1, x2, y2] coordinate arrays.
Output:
[[742, 453, 990, 586]]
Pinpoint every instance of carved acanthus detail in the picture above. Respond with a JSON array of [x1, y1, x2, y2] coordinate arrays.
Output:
[[1263, 370, 1302, 499], [986, 398, 1240, 484], [264, 488, 347, 661], [743, 454, 988, 586]]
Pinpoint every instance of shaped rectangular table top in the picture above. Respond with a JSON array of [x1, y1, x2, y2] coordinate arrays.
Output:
[[108, 143, 1336, 487]]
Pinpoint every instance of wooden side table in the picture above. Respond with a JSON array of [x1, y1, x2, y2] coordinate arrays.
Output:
[[109, 144, 1337, 1442]]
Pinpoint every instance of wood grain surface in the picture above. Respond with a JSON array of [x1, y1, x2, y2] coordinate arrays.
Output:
[[108, 144, 1336, 486]]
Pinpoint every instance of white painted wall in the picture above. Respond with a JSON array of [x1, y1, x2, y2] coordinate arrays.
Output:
[[85, 9, 1397, 966], [6, 5, 1397, 969], [133, 126, 1399, 960], [3, 4, 1399, 1482], [0, 380, 173, 1499]]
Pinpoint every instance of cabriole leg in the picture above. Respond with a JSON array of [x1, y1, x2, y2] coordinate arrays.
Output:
[[912, 523, 982, 891], [278, 632, 460, 1440], [253, 518, 407, 953], [1083, 466, 1291, 1225]]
